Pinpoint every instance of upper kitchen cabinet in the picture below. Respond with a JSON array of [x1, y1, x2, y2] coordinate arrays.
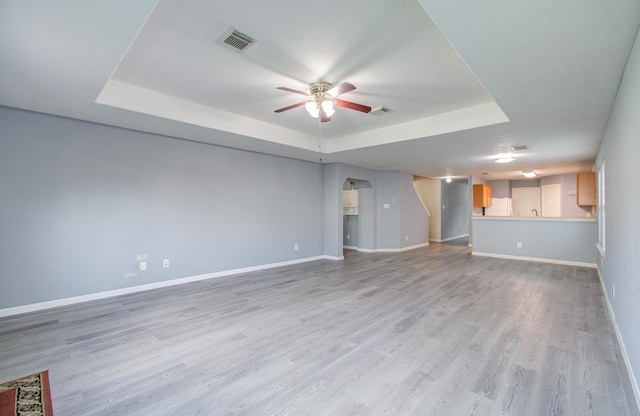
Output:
[[473, 184, 492, 207], [577, 172, 596, 206], [343, 189, 358, 215]]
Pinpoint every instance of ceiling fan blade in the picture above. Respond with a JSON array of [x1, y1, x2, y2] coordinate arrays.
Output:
[[276, 86, 309, 96], [320, 108, 331, 123], [335, 99, 372, 113], [274, 101, 305, 113], [327, 82, 356, 97]]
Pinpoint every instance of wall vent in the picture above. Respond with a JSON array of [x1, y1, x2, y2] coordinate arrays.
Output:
[[369, 106, 391, 115], [216, 27, 257, 52]]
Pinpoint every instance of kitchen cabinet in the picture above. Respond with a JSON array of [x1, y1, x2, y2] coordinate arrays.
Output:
[[473, 184, 492, 207], [343, 190, 358, 215], [577, 172, 596, 206]]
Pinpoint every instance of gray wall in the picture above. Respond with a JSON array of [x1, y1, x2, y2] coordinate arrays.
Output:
[[324, 164, 428, 255], [399, 172, 430, 248], [0, 107, 324, 308], [323, 163, 341, 258], [343, 215, 358, 247], [441, 178, 469, 240], [511, 179, 541, 188], [487, 180, 511, 198], [472, 218, 597, 264], [540, 173, 591, 218], [324, 163, 378, 257], [376, 171, 402, 248], [596, 26, 640, 397], [357, 187, 376, 250]]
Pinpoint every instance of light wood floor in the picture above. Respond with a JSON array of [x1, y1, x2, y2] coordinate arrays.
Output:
[[1, 243, 638, 415]]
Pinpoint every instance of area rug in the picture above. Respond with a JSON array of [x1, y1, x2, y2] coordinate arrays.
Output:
[[0, 371, 53, 416]]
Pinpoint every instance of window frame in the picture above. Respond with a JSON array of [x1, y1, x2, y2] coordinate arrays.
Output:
[[596, 161, 606, 257]]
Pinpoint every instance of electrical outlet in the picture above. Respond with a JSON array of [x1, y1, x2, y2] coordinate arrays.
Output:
[[612, 284, 616, 298], [406, 235, 409, 241], [139, 261, 147, 271], [516, 242, 522, 248], [347, 234, 350, 240], [163, 259, 170, 268], [294, 244, 298, 251]]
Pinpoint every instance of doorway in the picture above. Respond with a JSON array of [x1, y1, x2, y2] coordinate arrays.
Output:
[[342, 178, 372, 253]]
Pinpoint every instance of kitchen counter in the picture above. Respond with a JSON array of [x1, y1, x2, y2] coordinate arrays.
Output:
[[472, 215, 595, 222]]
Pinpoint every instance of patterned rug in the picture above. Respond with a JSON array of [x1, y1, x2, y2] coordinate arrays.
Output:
[[0, 371, 53, 416]]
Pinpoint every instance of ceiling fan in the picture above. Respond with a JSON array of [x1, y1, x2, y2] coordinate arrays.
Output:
[[274, 82, 372, 122]]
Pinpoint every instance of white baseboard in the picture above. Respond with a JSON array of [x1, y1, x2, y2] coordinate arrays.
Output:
[[441, 233, 469, 242], [357, 242, 430, 253], [0, 255, 333, 318], [471, 251, 597, 268], [343, 245, 358, 250], [344, 242, 431, 253], [596, 267, 640, 412], [430, 234, 469, 243]]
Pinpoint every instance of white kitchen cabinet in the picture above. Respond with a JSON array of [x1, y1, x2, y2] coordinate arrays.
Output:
[[343, 190, 358, 215]]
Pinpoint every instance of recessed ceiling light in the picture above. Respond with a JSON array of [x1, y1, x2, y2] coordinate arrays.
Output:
[[494, 156, 516, 163], [522, 171, 536, 178], [445, 177, 452, 183]]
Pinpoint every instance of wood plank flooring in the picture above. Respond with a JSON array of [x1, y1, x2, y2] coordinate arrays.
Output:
[[0, 243, 638, 415]]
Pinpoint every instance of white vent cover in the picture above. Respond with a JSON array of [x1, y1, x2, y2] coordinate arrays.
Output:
[[369, 106, 391, 115], [512, 144, 528, 151], [216, 27, 256, 52]]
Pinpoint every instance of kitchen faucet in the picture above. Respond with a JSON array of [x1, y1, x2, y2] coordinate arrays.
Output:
[[531, 208, 539, 216]]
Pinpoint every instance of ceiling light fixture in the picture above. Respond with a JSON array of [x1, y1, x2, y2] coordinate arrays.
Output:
[[522, 170, 537, 178], [494, 155, 516, 163], [445, 177, 452, 183], [304, 82, 335, 119]]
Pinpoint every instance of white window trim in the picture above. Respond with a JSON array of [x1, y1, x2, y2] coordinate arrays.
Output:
[[596, 161, 606, 257]]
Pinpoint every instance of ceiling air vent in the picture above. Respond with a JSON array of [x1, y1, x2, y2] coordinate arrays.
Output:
[[511, 144, 528, 151], [369, 106, 391, 116], [216, 27, 256, 53]]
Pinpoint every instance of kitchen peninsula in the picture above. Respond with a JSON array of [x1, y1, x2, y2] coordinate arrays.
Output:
[[471, 216, 597, 267]]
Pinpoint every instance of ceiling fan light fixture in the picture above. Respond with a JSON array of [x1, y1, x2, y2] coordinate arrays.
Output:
[[275, 81, 370, 122], [322, 100, 335, 117], [305, 100, 319, 118]]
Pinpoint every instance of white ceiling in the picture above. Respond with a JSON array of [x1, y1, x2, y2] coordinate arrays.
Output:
[[1, 0, 639, 180]]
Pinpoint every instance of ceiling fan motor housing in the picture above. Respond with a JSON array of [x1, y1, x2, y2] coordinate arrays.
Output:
[[309, 82, 334, 105]]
